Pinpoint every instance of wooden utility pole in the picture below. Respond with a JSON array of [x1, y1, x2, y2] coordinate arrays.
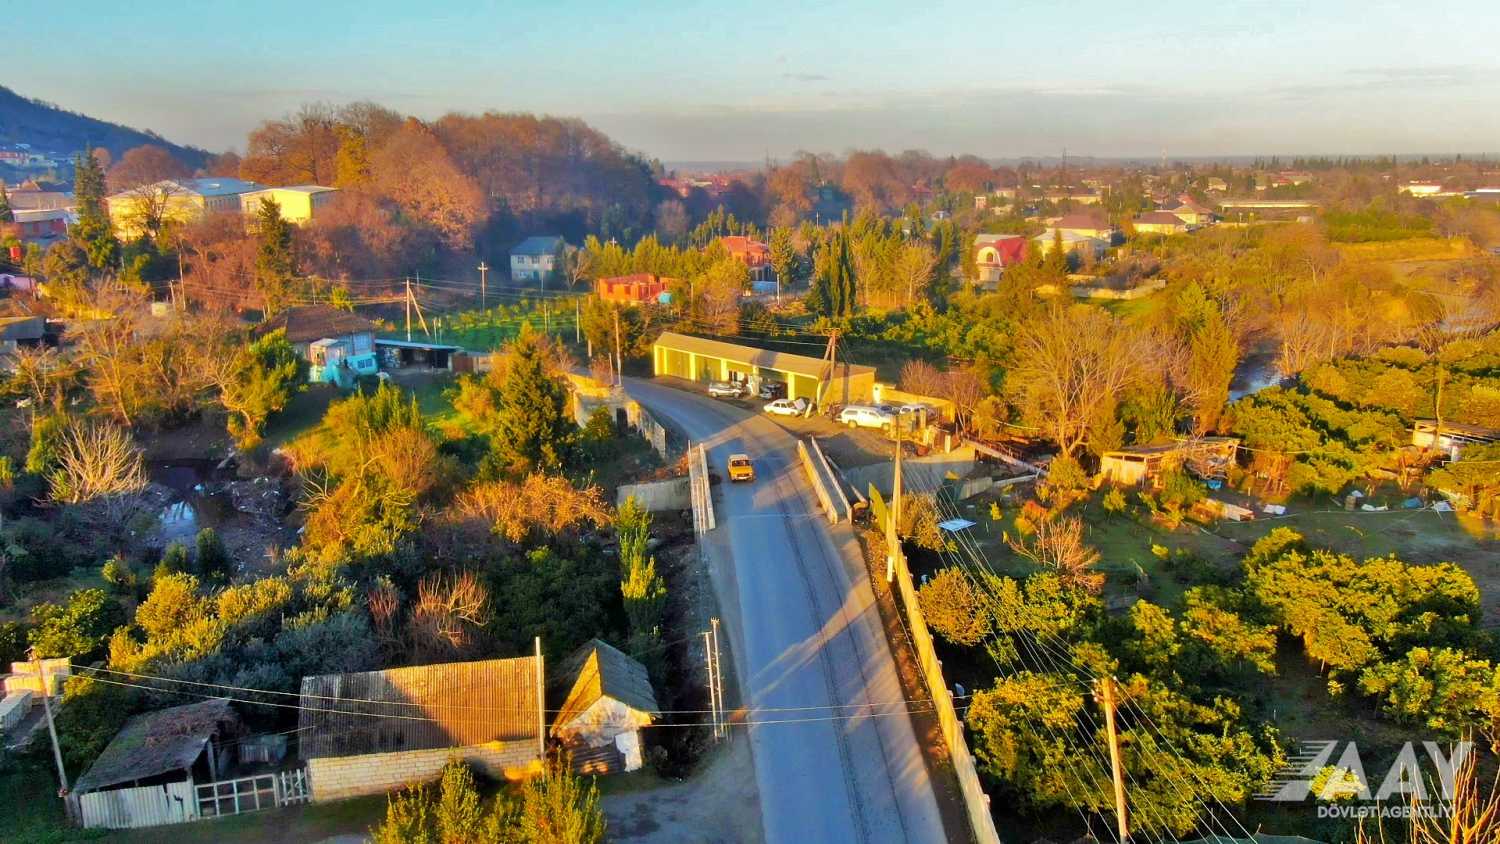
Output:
[[613, 307, 624, 386], [1099, 677, 1129, 843], [809, 330, 839, 416], [31, 649, 68, 797], [477, 261, 489, 311]]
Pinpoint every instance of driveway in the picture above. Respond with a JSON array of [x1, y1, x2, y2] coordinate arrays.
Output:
[[623, 378, 947, 844]]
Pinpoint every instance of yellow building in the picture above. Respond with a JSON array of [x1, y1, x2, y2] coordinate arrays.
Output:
[[106, 177, 261, 239], [652, 331, 876, 408], [241, 185, 339, 226]]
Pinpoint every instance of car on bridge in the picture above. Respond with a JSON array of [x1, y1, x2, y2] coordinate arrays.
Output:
[[726, 453, 756, 482]]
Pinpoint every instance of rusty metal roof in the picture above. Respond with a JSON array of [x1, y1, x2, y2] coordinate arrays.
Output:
[[298, 656, 542, 759]]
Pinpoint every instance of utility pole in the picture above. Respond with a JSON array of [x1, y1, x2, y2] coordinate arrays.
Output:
[[404, 277, 412, 342], [31, 649, 68, 798], [477, 260, 489, 311], [574, 299, 581, 344], [613, 306, 623, 386], [711, 617, 725, 742], [702, 630, 720, 740], [1099, 676, 1129, 843]]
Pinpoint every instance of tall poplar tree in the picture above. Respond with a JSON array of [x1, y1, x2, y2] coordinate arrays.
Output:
[[0, 183, 13, 224]]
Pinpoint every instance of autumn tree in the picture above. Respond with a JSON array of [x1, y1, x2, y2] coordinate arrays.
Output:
[[1008, 305, 1143, 458], [369, 118, 486, 249], [106, 145, 191, 193]]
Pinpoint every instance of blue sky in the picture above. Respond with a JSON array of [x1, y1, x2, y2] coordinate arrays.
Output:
[[10, 0, 1500, 161]]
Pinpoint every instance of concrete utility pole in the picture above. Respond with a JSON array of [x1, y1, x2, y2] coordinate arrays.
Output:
[[711, 617, 726, 742], [613, 307, 623, 386], [574, 299, 581, 344], [477, 261, 489, 311], [404, 277, 412, 342], [31, 649, 68, 797], [1099, 676, 1129, 843]]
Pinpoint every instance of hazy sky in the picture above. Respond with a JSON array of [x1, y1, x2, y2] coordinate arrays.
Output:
[[9, 0, 1500, 162]]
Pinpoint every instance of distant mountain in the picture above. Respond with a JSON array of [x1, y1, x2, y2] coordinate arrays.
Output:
[[0, 85, 210, 169]]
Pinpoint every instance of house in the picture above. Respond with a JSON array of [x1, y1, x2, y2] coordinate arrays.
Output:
[[1412, 420, 1499, 460], [0, 315, 45, 353], [0, 181, 72, 211], [653, 331, 876, 408], [1204, 177, 1229, 193], [1052, 212, 1113, 240], [510, 235, 564, 282], [240, 185, 338, 226], [1132, 211, 1190, 236], [71, 698, 244, 830], [597, 273, 672, 305], [551, 639, 660, 773], [1099, 437, 1239, 487], [972, 234, 1028, 284], [1401, 182, 1444, 198], [8, 208, 71, 247], [1165, 195, 1215, 227], [298, 653, 545, 802], [719, 235, 773, 281], [106, 177, 261, 239], [256, 304, 378, 387], [1032, 230, 1108, 261]]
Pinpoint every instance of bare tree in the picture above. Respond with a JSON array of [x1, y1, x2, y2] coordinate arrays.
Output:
[[1007, 515, 1104, 593], [1009, 305, 1144, 458], [409, 570, 489, 660], [48, 421, 147, 507]]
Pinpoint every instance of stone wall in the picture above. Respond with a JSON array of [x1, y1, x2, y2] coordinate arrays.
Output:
[[307, 741, 542, 802]]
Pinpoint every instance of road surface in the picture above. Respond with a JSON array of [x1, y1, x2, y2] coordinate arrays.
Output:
[[625, 378, 948, 844]]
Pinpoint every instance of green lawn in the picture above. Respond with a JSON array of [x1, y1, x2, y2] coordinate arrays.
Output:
[[101, 795, 388, 844]]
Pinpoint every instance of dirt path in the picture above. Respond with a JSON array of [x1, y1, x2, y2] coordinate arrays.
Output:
[[603, 740, 764, 843]]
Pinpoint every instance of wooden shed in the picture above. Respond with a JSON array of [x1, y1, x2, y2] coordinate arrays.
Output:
[[1098, 437, 1239, 487], [550, 639, 660, 774]]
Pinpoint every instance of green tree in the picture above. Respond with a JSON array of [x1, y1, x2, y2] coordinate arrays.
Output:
[[769, 226, 802, 292], [493, 324, 577, 472], [918, 567, 993, 646], [519, 755, 607, 844], [0, 182, 13, 224], [1427, 442, 1500, 519], [71, 148, 119, 272], [195, 527, 232, 582], [217, 328, 307, 450], [617, 497, 666, 649], [28, 588, 126, 659], [1359, 648, 1499, 738], [254, 197, 295, 318]]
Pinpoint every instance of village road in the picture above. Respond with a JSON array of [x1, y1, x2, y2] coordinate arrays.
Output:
[[624, 378, 947, 844]]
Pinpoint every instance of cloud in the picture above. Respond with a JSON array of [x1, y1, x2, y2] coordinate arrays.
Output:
[[1264, 64, 1491, 100], [781, 72, 829, 83]]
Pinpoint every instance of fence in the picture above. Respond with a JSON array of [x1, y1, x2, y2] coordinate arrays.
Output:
[[795, 440, 840, 525], [196, 769, 309, 819], [688, 443, 715, 534], [78, 780, 196, 829], [875, 497, 1002, 844], [807, 437, 851, 522], [625, 400, 669, 460]]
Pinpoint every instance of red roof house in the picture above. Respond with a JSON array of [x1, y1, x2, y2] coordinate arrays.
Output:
[[973, 234, 1028, 284], [719, 236, 770, 268], [597, 273, 672, 305]]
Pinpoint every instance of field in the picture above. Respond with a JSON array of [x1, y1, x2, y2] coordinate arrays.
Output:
[[382, 296, 587, 355]]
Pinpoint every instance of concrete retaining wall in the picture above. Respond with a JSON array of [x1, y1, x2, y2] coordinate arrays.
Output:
[[842, 447, 978, 499], [307, 742, 541, 803], [617, 478, 691, 511]]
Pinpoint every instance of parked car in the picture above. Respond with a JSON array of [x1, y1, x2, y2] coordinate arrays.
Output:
[[759, 380, 787, 400], [763, 398, 808, 417], [727, 453, 756, 482], [837, 405, 894, 431], [707, 381, 746, 399]]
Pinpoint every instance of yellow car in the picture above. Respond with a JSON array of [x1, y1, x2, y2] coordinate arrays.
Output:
[[727, 453, 756, 483]]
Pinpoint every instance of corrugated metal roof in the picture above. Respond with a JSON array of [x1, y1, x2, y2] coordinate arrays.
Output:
[[551, 640, 658, 732], [75, 699, 240, 793], [653, 331, 876, 380], [299, 656, 542, 760], [256, 304, 376, 345]]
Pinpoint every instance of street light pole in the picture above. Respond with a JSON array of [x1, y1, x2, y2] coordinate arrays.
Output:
[[477, 260, 489, 311]]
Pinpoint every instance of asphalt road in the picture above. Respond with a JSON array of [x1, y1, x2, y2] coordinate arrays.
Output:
[[624, 378, 947, 844]]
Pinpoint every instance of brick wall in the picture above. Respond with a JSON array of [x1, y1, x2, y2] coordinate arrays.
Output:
[[307, 741, 542, 802]]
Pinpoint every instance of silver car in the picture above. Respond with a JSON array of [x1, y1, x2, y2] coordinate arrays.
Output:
[[707, 381, 746, 399], [836, 405, 894, 430]]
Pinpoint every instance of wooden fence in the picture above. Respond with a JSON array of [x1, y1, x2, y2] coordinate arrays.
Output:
[[78, 780, 196, 829]]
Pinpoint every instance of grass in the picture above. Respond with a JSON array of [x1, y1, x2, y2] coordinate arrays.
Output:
[[102, 794, 389, 844]]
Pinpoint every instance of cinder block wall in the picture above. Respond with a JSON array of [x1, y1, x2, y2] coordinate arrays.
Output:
[[307, 741, 542, 802]]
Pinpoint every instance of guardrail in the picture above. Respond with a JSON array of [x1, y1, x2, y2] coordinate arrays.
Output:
[[807, 437, 852, 522], [796, 440, 840, 524], [688, 442, 716, 534]]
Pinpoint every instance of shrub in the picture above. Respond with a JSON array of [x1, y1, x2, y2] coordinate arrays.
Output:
[[101, 555, 136, 594], [919, 568, 993, 646], [28, 588, 127, 659], [195, 528, 232, 582], [1101, 487, 1128, 514]]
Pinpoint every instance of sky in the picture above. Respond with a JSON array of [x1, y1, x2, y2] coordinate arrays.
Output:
[[9, 0, 1500, 163]]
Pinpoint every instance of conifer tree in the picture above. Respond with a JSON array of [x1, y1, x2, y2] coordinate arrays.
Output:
[[71, 149, 118, 272], [254, 198, 295, 318]]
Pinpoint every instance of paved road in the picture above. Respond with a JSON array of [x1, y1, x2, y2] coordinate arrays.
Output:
[[625, 378, 947, 844]]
